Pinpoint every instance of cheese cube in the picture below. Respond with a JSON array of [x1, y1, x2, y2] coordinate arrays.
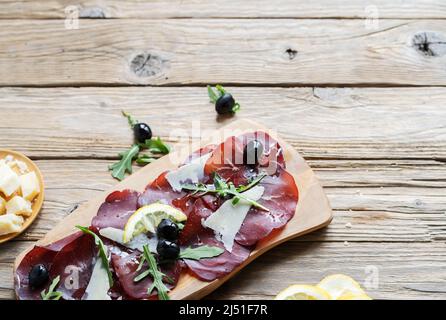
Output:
[[0, 164, 21, 197], [8, 160, 28, 175], [0, 197, 5, 215], [20, 171, 40, 201], [6, 196, 32, 217], [0, 214, 24, 235]]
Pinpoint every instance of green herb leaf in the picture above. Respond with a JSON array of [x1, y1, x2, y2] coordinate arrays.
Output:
[[41, 276, 63, 300], [134, 269, 152, 282], [135, 155, 156, 165], [213, 172, 228, 194], [122, 110, 138, 128], [142, 137, 170, 154], [236, 173, 267, 193], [133, 245, 171, 300], [181, 183, 208, 195], [232, 102, 241, 113], [109, 144, 140, 181], [207, 85, 219, 103], [176, 222, 185, 230], [215, 85, 226, 95], [76, 226, 114, 287], [179, 245, 224, 261], [181, 172, 269, 211]]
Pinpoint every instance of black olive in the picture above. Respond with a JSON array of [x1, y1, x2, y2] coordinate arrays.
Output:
[[243, 140, 264, 167], [157, 239, 180, 260], [215, 93, 235, 115], [157, 219, 179, 241], [28, 264, 49, 289], [133, 123, 152, 143]]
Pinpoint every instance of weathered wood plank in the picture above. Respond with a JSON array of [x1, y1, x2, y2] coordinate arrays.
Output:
[[207, 242, 446, 300], [0, 0, 445, 19], [5, 159, 443, 242], [1, 20, 446, 86], [1, 87, 445, 159], [2, 241, 446, 299]]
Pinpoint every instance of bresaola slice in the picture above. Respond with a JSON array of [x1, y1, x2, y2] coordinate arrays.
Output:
[[182, 231, 251, 281], [110, 247, 182, 300], [138, 146, 216, 212], [48, 232, 96, 300], [204, 131, 286, 185], [138, 172, 189, 210], [235, 170, 298, 246], [15, 232, 95, 300], [92, 189, 139, 231]]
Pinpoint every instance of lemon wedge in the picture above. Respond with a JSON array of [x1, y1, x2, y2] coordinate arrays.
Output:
[[274, 285, 332, 300], [317, 274, 367, 300], [123, 203, 187, 243]]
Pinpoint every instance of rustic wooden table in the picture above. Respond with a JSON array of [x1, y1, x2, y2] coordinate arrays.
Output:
[[0, 1, 445, 300]]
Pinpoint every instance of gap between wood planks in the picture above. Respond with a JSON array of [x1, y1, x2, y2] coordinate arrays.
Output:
[[4, 83, 446, 89]]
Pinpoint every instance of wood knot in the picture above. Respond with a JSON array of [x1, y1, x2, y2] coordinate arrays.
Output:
[[412, 32, 446, 57], [285, 48, 298, 60], [79, 6, 106, 18], [130, 53, 168, 77]]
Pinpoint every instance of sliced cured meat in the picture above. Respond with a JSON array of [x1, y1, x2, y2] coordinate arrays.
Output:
[[48, 232, 96, 300], [138, 172, 188, 209], [111, 247, 182, 300], [178, 197, 216, 245], [235, 170, 298, 246], [92, 189, 139, 231], [15, 231, 95, 300], [138, 147, 216, 216], [183, 144, 217, 165], [204, 131, 285, 185], [182, 231, 251, 281]]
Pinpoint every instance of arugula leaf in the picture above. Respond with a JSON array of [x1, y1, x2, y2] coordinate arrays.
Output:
[[176, 222, 185, 230], [76, 226, 114, 287], [213, 172, 229, 196], [207, 85, 219, 103], [215, 84, 226, 95], [122, 110, 138, 128], [142, 137, 170, 154], [236, 173, 267, 193], [228, 188, 269, 211], [41, 276, 63, 300], [179, 245, 224, 261], [135, 155, 156, 165], [181, 172, 269, 211], [181, 183, 209, 195], [133, 245, 170, 300], [109, 144, 140, 181]]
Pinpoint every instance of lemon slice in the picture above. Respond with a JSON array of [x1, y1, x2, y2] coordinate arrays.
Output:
[[337, 292, 372, 300], [274, 285, 332, 300], [317, 274, 367, 300], [123, 203, 187, 243]]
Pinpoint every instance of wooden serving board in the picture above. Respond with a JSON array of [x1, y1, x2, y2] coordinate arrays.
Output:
[[14, 119, 332, 299]]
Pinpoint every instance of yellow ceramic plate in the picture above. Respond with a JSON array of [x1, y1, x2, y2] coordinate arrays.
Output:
[[0, 149, 44, 244]]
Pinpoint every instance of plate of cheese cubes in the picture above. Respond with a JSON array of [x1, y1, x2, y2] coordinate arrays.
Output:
[[0, 150, 44, 243]]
